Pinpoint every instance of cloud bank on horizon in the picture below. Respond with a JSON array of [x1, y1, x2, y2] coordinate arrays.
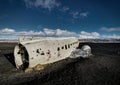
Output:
[[0, 28, 120, 39]]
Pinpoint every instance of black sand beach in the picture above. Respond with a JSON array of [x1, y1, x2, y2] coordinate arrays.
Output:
[[0, 42, 120, 85]]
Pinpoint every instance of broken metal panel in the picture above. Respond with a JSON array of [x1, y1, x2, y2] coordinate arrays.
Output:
[[14, 45, 24, 69], [70, 45, 91, 58]]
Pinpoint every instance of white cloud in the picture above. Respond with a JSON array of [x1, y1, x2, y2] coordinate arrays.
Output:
[[24, 0, 60, 11], [0, 28, 15, 34], [62, 6, 69, 12], [0, 28, 120, 39], [80, 12, 89, 17], [79, 31, 100, 39], [101, 27, 120, 32], [101, 34, 120, 39], [0, 28, 77, 39], [59, 6, 70, 12], [79, 31, 120, 39], [17, 31, 45, 36], [72, 12, 79, 19], [43, 28, 56, 36], [23, 0, 89, 20], [55, 29, 77, 37], [71, 11, 89, 19], [43, 28, 77, 37]]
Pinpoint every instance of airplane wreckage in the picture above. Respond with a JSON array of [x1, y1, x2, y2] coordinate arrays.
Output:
[[14, 37, 91, 72]]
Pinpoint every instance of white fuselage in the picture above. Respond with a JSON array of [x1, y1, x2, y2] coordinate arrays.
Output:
[[14, 38, 79, 69]]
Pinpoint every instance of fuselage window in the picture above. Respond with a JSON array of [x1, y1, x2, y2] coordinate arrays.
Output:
[[41, 51, 45, 55], [61, 46, 64, 49], [47, 50, 50, 54], [57, 47, 60, 51], [36, 49, 40, 53], [65, 45, 67, 50], [68, 44, 70, 48]]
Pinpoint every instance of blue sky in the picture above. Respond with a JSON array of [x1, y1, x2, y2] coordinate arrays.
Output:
[[0, 0, 120, 39]]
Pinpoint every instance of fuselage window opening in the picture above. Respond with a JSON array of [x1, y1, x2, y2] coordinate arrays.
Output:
[[47, 50, 50, 54], [61, 46, 64, 49], [65, 45, 67, 50], [57, 47, 60, 51], [68, 44, 70, 48], [36, 49, 40, 53], [41, 51, 45, 55]]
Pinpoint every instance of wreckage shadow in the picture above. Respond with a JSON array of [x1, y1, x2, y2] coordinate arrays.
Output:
[[4, 53, 16, 67]]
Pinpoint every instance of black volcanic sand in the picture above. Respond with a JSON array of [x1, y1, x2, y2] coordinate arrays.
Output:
[[0, 42, 120, 85]]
